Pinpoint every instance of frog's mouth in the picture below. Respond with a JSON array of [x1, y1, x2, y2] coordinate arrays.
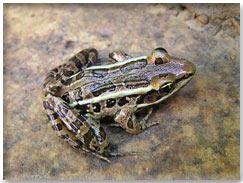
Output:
[[176, 73, 194, 85], [175, 73, 194, 90]]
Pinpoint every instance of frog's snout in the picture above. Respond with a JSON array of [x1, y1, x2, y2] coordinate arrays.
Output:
[[182, 59, 196, 75]]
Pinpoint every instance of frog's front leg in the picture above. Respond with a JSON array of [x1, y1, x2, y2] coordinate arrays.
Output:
[[109, 50, 131, 62], [115, 107, 160, 135]]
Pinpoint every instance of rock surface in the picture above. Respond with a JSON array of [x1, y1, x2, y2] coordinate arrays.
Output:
[[3, 3, 239, 180]]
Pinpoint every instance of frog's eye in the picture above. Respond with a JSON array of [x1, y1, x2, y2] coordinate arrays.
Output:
[[159, 82, 174, 94], [147, 47, 170, 65]]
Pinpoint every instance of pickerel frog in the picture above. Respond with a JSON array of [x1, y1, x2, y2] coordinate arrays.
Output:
[[43, 48, 195, 162]]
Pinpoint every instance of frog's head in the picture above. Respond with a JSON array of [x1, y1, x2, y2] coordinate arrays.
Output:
[[137, 47, 196, 107]]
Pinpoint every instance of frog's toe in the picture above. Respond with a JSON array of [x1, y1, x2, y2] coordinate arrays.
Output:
[[109, 50, 131, 62], [108, 151, 137, 157]]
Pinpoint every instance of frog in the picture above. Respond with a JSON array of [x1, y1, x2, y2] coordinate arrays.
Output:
[[42, 47, 196, 162]]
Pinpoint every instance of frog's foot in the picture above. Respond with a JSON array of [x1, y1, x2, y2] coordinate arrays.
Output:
[[109, 50, 131, 62], [142, 120, 162, 129], [80, 147, 136, 163], [80, 148, 111, 163], [81, 151, 136, 163], [138, 107, 163, 128], [108, 151, 137, 157]]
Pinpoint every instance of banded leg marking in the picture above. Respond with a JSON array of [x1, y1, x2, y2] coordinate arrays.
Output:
[[43, 48, 98, 96], [44, 95, 112, 161]]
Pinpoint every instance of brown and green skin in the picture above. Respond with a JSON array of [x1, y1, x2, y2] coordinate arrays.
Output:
[[43, 48, 196, 162]]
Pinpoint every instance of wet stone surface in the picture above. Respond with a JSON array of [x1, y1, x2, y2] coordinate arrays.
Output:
[[3, 4, 239, 180]]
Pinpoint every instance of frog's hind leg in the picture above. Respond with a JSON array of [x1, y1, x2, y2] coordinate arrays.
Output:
[[43, 99, 81, 148], [43, 48, 98, 96], [43, 101, 111, 162], [109, 50, 131, 62], [43, 94, 112, 162]]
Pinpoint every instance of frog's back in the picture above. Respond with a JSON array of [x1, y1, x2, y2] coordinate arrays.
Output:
[[79, 58, 151, 100]]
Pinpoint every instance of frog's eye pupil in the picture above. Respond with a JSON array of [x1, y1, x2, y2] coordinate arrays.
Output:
[[155, 58, 163, 65]]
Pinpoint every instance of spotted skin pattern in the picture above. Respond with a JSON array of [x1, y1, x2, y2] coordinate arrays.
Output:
[[43, 49, 138, 162], [43, 49, 115, 162]]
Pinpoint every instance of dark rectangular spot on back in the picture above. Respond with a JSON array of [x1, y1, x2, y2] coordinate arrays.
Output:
[[125, 76, 149, 89], [91, 82, 116, 97], [118, 97, 129, 106]]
